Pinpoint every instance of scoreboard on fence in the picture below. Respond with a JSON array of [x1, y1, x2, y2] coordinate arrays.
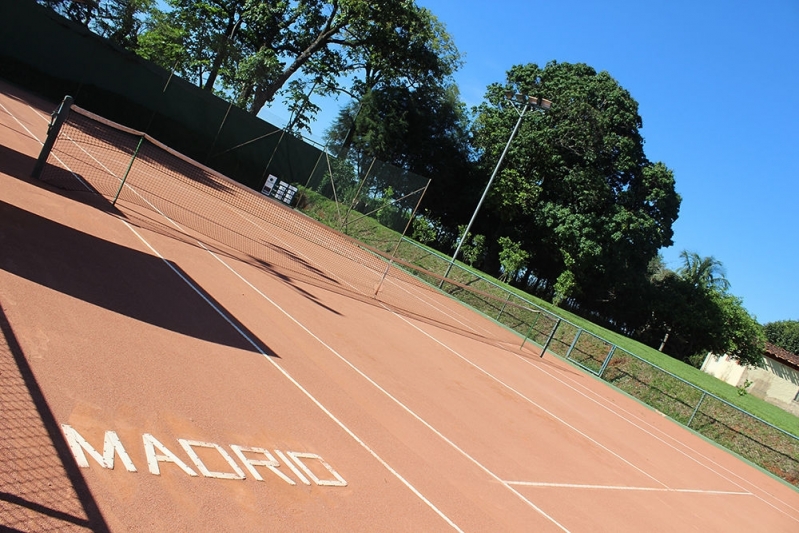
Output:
[[261, 174, 297, 205]]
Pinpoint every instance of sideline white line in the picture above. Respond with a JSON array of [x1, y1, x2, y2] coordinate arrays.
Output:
[[389, 309, 670, 488], [517, 357, 799, 519], [120, 221, 463, 532], [505, 481, 751, 495], [33, 116, 464, 532], [15, 95, 797, 527], [205, 245, 572, 532], [2, 100, 92, 191]]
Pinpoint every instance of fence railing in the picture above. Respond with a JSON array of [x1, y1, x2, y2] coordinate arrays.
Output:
[[389, 236, 799, 489]]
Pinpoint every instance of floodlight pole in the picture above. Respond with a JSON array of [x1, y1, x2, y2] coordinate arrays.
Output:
[[440, 93, 551, 286]]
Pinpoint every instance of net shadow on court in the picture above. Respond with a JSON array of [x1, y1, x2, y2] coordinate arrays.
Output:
[[0, 198, 278, 357]]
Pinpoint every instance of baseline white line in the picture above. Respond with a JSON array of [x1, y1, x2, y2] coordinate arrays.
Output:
[[505, 481, 751, 495], [387, 310, 670, 488], [517, 356, 799, 519]]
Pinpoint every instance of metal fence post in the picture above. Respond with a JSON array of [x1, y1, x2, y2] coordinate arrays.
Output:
[[565, 329, 583, 360], [497, 293, 512, 321], [520, 311, 542, 350], [112, 134, 145, 206], [687, 392, 707, 428], [537, 318, 561, 357], [598, 346, 616, 379], [32, 95, 73, 179]]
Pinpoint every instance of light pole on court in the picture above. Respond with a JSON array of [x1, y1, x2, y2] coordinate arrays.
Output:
[[439, 92, 552, 286]]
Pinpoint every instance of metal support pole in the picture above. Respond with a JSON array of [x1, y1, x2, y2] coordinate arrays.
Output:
[[497, 293, 512, 321], [565, 329, 583, 360], [440, 102, 530, 286], [112, 135, 145, 206], [374, 179, 431, 297], [598, 345, 616, 378], [687, 392, 707, 428], [519, 310, 542, 350], [32, 95, 74, 179], [539, 318, 561, 358]]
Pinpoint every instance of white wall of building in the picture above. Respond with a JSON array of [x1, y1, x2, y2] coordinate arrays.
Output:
[[701, 353, 799, 417]]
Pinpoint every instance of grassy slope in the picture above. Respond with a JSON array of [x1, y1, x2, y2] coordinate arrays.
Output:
[[296, 189, 799, 438]]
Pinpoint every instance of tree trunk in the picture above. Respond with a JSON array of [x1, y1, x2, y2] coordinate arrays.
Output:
[[203, 16, 239, 92]]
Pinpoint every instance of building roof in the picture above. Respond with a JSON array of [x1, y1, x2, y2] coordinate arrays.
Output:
[[765, 342, 799, 371]]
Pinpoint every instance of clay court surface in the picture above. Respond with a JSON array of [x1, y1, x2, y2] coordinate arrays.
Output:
[[1, 79, 798, 532]]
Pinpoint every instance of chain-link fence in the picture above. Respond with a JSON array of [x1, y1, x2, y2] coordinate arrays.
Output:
[[381, 237, 799, 489]]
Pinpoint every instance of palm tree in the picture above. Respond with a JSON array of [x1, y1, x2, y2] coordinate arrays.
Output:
[[677, 251, 730, 293]]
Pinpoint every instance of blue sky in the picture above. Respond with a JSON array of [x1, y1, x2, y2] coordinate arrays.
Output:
[[264, 0, 799, 325]]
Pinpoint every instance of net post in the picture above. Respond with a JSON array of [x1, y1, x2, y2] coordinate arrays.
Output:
[[111, 135, 145, 206], [374, 179, 431, 297], [32, 95, 73, 179]]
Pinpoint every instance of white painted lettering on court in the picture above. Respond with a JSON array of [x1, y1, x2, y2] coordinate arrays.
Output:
[[61, 425, 138, 472], [143, 433, 198, 477], [61, 425, 346, 487], [178, 439, 245, 480], [287, 451, 347, 487], [274, 449, 311, 485], [230, 445, 296, 485]]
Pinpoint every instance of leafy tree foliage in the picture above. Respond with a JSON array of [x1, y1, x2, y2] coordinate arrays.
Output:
[[471, 62, 680, 319], [37, 0, 154, 48], [764, 320, 799, 354], [43, 0, 460, 132], [676, 251, 730, 293], [219, 0, 460, 121], [456, 226, 486, 267], [496, 236, 528, 283], [639, 252, 763, 366], [325, 82, 476, 227]]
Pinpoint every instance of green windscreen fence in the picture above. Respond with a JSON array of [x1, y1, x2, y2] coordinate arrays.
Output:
[[0, 0, 322, 194]]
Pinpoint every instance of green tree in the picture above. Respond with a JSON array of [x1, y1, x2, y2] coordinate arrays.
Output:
[[325, 82, 475, 228], [714, 293, 764, 367], [93, 0, 155, 50], [764, 320, 799, 354], [456, 226, 486, 267], [640, 252, 763, 366], [235, 0, 460, 119], [38, 0, 99, 26], [497, 236, 529, 284], [676, 250, 730, 293], [471, 62, 680, 321]]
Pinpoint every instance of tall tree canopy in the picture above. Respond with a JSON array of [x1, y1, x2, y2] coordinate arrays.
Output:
[[471, 62, 681, 319], [133, 0, 460, 129], [640, 252, 763, 366], [764, 320, 799, 355], [324, 82, 475, 227]]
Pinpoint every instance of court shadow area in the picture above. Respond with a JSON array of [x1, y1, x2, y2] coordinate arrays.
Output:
[[0, 199, 275, 356], [0, 302, 110, 532]]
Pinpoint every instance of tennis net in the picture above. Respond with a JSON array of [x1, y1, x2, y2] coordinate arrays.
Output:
[[34, 98, 541, 346]]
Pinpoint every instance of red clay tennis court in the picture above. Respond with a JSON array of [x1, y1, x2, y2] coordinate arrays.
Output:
[[2, 79, 798, 532]]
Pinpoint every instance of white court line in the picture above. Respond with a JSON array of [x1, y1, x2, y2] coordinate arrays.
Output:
[[25, 99, 795, 528], [58, 127, 573, 530], [205, 244, 571, 532], [505, 481, 751, 495], [19, 109, 464, 533], [512, 353, 799, 520]]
